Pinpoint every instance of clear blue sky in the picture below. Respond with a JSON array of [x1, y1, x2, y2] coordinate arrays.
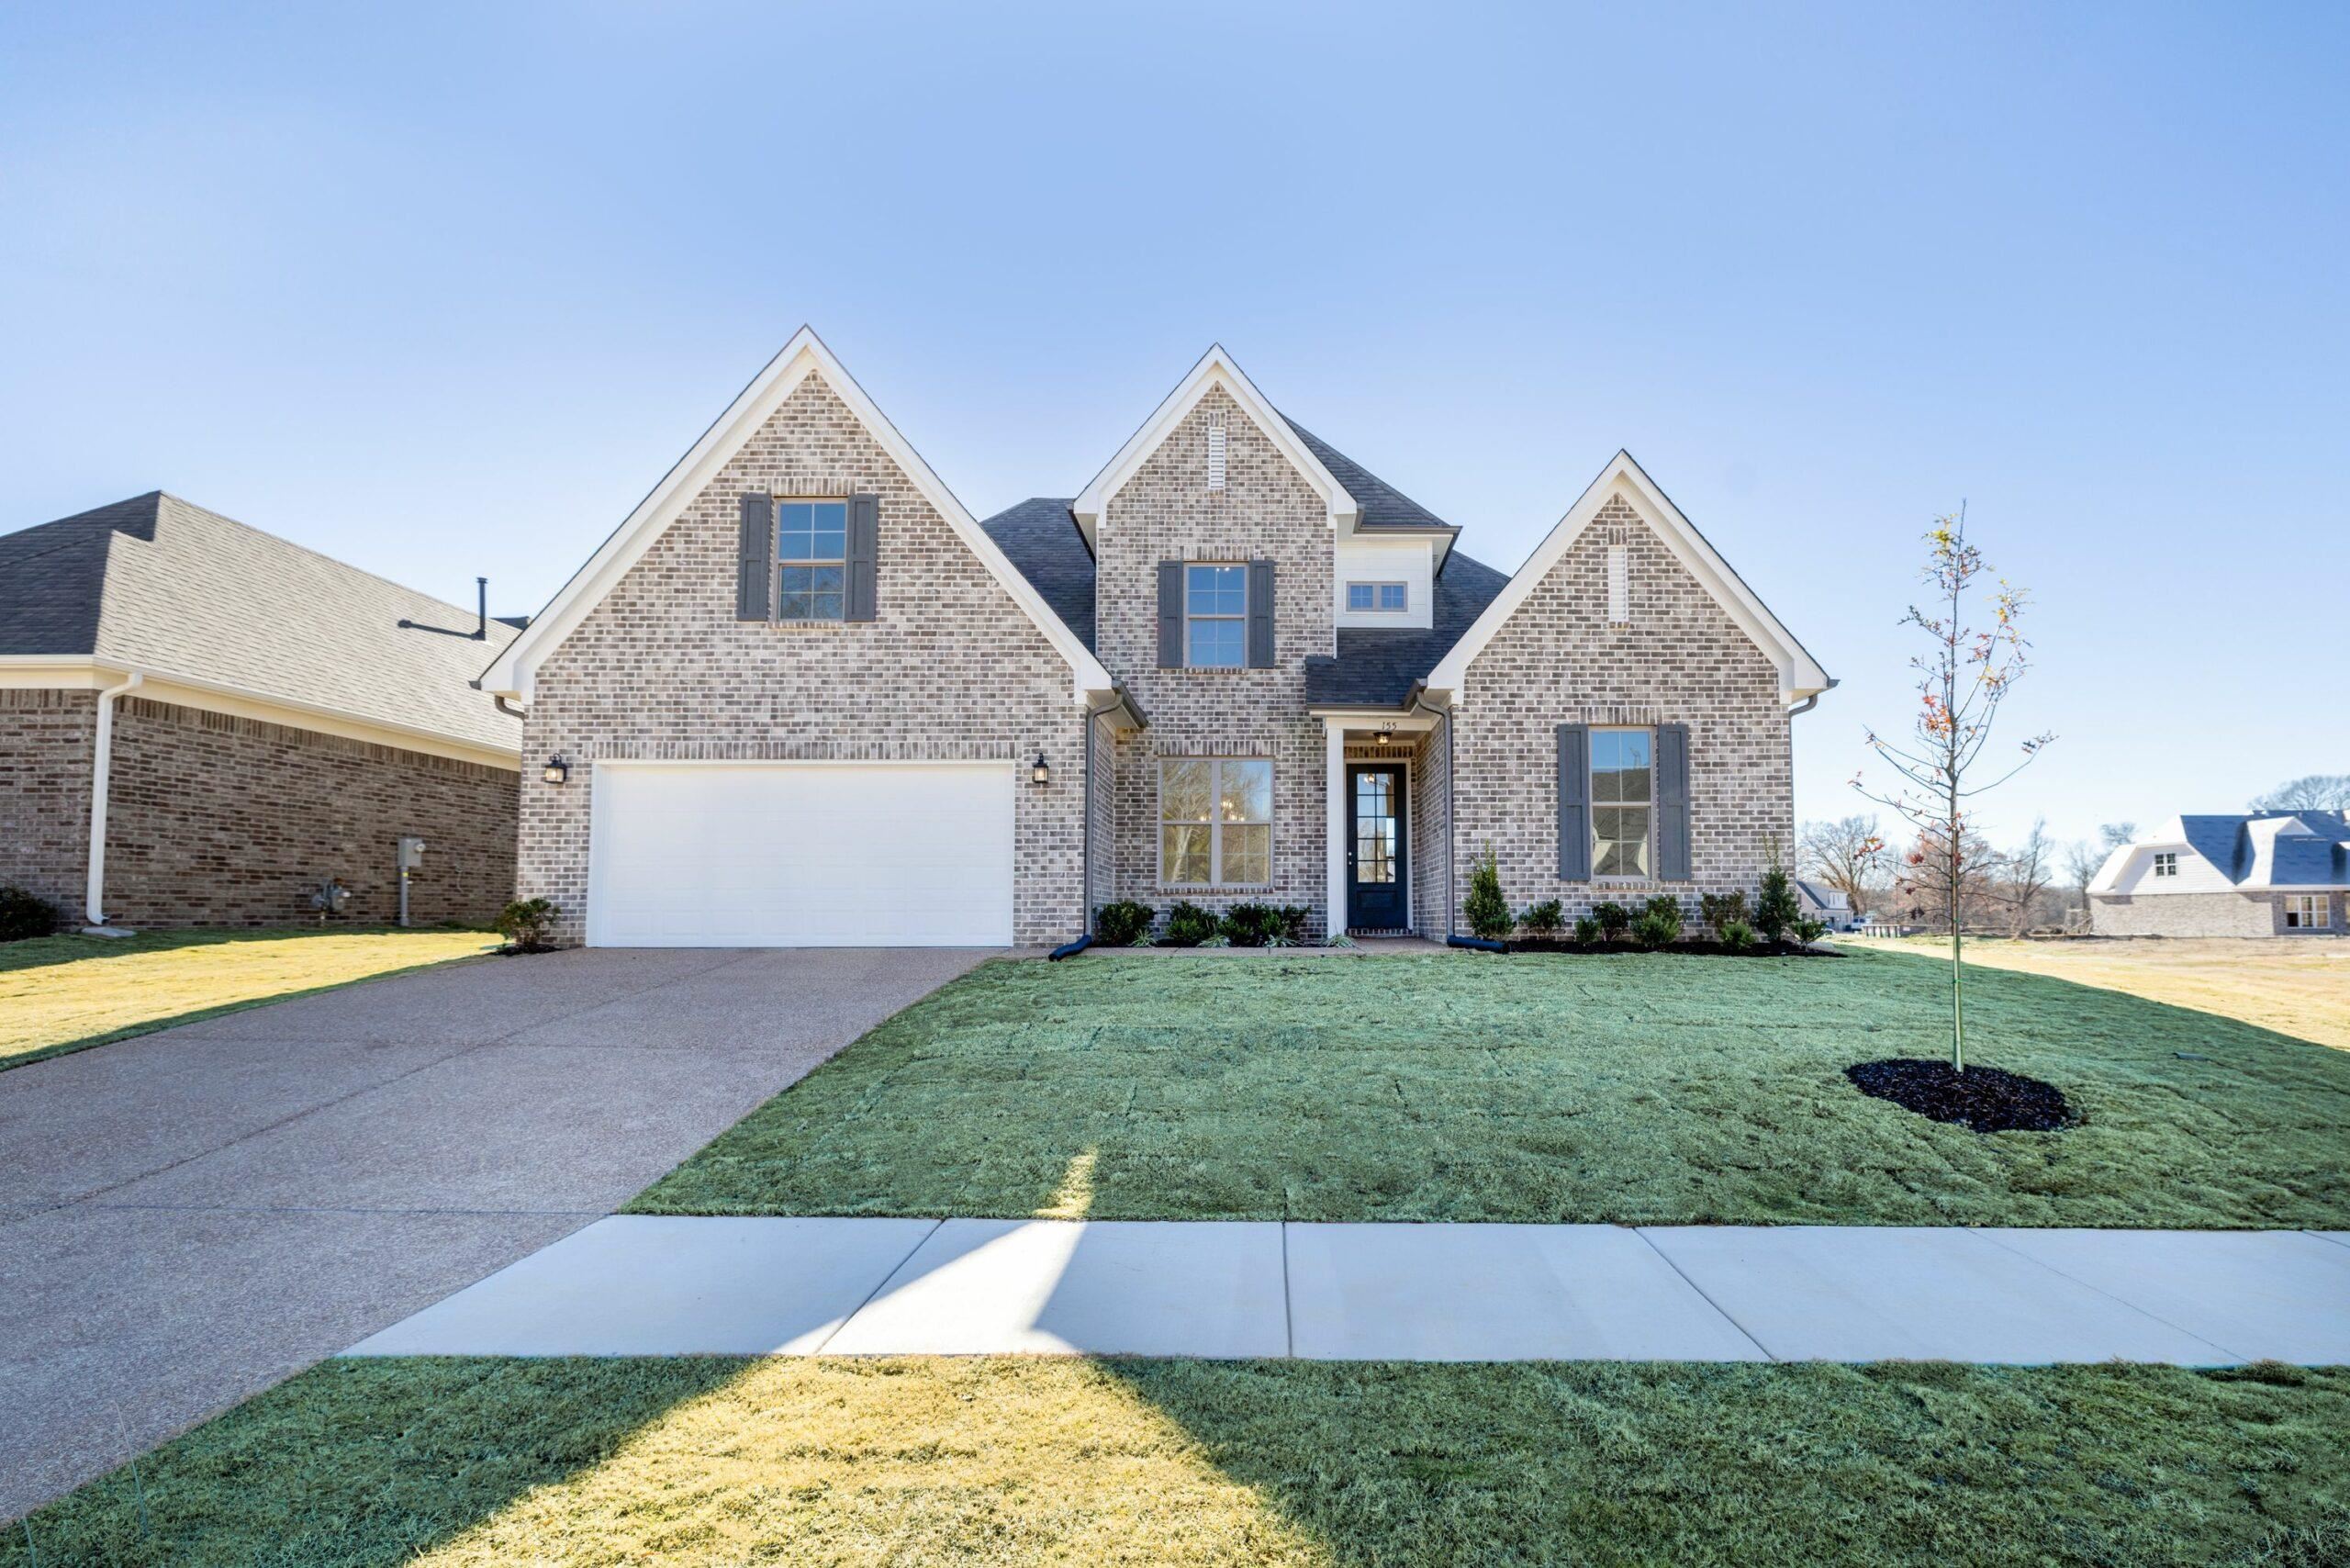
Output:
[[6, 2, 2343, 853]]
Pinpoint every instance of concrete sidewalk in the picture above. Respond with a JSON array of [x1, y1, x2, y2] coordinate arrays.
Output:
[[348, 1216, 2350, 1365]]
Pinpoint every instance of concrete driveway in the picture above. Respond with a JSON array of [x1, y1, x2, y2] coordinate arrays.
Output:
[[0, 945, 997, 1521]]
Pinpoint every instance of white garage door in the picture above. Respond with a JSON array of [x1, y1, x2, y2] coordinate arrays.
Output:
[[588, 761, 1015, 946]]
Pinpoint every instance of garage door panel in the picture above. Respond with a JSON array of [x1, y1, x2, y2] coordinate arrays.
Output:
[[588, 763, 1013, 947]]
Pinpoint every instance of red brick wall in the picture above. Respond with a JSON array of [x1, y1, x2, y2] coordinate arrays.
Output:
[[0, 689, 97, 914], [97, 697, 517, 927]]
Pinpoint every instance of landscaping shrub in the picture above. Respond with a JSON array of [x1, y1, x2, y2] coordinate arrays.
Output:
[[1221, 903, 1310, 946], [1572, 914, 1601, 944], [493, 897, 557, 953], [0, 884, 59, 942], [1519, 899, 1563, 938], [1463, 847, 1513, 940], [1094, 901, 1155, 946], [1699, 890, 1750, 935], [1719, 918, 1755, 952], [1795, 916, 1828, 945], [1161, 901, 1220, 946], [1591, 901, 1630, 940], [1755, 842, 1799, 943], [1634, 896, 1684, 949]]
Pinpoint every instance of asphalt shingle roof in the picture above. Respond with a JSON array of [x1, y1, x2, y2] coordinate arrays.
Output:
[[0, 492, 521, 754], [1304, 552, 1510, 709], [978, 498, 1095, 651], [1281, 417, 1455, 532]]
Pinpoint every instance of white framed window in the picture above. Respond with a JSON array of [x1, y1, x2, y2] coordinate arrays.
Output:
[[1185, 564, 1248, 667], [2283, 894, 2330, 929], [775, 499, 847, 622], [1591, 727, 1652, 879], [2152, 852, 2177, 878], [1346, 581, 1408, 613], [1159, 757, 1272, 887]]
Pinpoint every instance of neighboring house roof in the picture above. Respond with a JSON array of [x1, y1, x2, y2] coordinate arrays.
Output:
[[479, 327, 1113, 704], [1304, 552, 1510, 708], [1795, 879, 1851, 912], [979, 498, 1096, 652], [2090, 812, 2350, 892], [0, 491, 521, 756]]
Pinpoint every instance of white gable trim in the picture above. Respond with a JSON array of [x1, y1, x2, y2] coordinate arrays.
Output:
[[1424, 451, 1832, 706], [479, 328, 1113, 702], [1069, 344, 1359, 550]]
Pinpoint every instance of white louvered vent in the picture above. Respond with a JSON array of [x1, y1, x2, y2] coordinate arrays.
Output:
[[1606, 543, 1629, 624], [1206, 417, 1227, 490]]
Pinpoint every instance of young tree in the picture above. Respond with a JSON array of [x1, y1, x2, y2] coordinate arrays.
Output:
[[2004, 817, 2056, 935], [1892, 823, 2000, 930], [2249, 774, 2350, 812], [1855, 511, 2052, 1072], [1797, 814, 1886, 918], [2062, 839, 2105, 930]]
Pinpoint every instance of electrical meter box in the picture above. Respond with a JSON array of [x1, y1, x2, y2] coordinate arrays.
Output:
[[397, 836, 427, 871]]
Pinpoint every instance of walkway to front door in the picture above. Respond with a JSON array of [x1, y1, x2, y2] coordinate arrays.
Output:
[[1346, 763, 1408, 932]]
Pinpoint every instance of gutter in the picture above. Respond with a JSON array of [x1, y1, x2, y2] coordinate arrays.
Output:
[[84, 668, 143, 933]]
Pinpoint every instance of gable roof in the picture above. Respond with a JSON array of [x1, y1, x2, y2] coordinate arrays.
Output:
[[478, 328, 1113, 703], [2092, 812, 2350, 892], [0, 492, 521, 755], [979, 498, 1095, 652], [1070, 345, 1360, 548], [1424, 450, 1831, 705], [1795, 879, 1851, 911]]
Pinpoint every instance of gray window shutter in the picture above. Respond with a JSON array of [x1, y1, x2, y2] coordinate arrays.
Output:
[[1556, 724, 1590, 880], [845, 493, 879, 622], [735, 494, 771, 621], [1657, 722, 1692, 881], [1158, 561, 1183, 667], [1247, 558, 1276, 667]]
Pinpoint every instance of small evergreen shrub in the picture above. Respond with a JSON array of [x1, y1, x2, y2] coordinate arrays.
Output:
[[1519, 899, 1564, 938], [1719, 918, 1756, 952], [1462, 847, 1513, 940], [1699, 890, 1750, 935], [0, 885, 59, 942], [1795, 916, 1829, 945], [494, 897, 557, 952], [1221, 903, 1309, 946], [1634, 909, 1681, 949], [1572, 914, 1601, 944], [1094, 901, 1154, 946], [1592, 901, 1631, 940], [1639, 894, 1686, 946], [1162, 901, 1220, 946], [1756, 839, 1799, 943]]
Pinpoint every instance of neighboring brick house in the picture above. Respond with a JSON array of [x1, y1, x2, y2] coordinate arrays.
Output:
[[479, 330, 1831, 947], [0, 494, 523, 930], [2088, 813, 2348, 937]]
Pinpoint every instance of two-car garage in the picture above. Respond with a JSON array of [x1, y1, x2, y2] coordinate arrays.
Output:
[[585, 761, 1016, 947]]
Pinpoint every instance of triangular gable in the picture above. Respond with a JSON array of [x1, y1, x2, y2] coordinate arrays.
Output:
[[1069, 344, 1359, 549], [480, 327, 1113, 702], [1424, 451, 1832, 706]]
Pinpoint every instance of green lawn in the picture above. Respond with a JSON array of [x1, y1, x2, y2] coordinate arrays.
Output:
[[632, 948, 2350, 1228], [9, 1357, 2344, 1566], [0, 925, 499, 1070]]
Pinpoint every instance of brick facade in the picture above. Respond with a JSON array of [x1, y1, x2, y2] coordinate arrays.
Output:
[[0, 691, 516, 928], [1099, 388, 1337, 934], [2091, 890, 2344, 937], [0, 689, 97, 913], [517, 371, 1087, 947], [1449, 496, 1793, 926]]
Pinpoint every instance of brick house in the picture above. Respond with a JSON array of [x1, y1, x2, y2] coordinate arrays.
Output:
[[2088, 813, 2347, 937], [0, 493, 522, 930], [479, 331, 1831, 947]]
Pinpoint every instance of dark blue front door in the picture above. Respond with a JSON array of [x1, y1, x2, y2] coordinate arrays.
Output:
[[1346, 764, 1408, 931]]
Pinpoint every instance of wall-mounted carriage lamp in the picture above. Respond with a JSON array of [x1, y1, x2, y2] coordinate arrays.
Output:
[[1031, 751, 1051, 785], [543, 755, 571, 786]]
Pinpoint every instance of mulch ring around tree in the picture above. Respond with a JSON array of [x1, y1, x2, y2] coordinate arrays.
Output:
[[1846, 1058, 2077, 1134], [1504, 939, 1839, 958]]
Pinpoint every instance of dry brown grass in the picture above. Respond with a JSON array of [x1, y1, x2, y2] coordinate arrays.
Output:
[[1847, 935, 2350, 1051]]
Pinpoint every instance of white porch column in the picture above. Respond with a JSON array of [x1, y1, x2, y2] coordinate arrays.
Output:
[[1324, 717, 1346, 937]]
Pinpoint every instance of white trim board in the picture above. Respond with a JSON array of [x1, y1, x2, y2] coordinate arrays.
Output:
[[479, 327, 1113, 705], [1070, 344, 1360, 551], [1423, 451, 1831, 707]]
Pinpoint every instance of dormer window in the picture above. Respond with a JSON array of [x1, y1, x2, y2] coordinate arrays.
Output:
[[1346, 582, 1407, 613], [2152, 852, 2177, 878]]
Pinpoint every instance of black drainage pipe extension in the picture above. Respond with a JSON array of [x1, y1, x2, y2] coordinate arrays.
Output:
[[1048, 935, 1093, 961], [1447, 935, 1507, 953]]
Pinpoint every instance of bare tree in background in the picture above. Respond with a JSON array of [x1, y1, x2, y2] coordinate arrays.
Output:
[[2098, 821, 2138, 850], [2063, 839, 2105, 929], [2249, 774, 2350, 812], [2004, 817, 2056, 935], [1797, 814, 1886, 918], [1856, 510, 2052, 1073]]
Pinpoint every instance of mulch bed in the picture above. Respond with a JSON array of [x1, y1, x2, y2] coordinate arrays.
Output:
[[1504, 938, 1836, 958], [1846, 1058, 2077, 1134]]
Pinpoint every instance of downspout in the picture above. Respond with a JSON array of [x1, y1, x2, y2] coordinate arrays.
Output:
[[1051, 707, 1095, 961], [84, 668, 143, 931]]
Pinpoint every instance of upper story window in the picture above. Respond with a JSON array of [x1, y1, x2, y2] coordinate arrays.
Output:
[[1592, 727, 1652, 878], [2152, 852, 2177, 878], [1186, 565, 1248, 667], [776, 500, 847, 621], [1347, 582, 1408, 613]]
